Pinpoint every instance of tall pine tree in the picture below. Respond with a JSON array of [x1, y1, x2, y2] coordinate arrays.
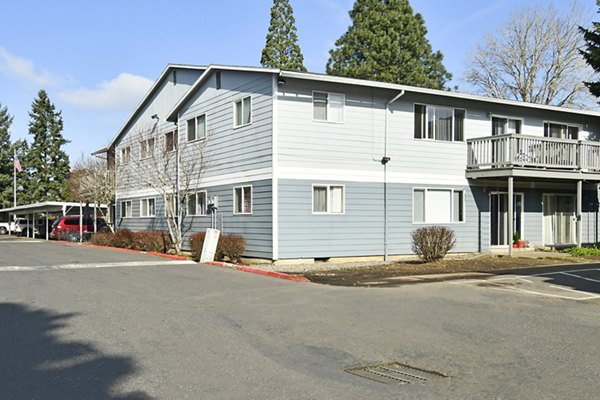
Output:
[[580, 1, 600, 98], [261, 0, 306, 71], [326, 0, 451, 89], [0, 102, 14, 209], [25, 90, 70, 203]]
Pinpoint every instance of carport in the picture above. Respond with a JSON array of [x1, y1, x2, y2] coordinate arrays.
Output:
[[0, 201, 108, 240]]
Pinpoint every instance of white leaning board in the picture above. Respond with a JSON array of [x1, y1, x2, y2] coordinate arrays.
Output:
[[200, 228, 220, 263]]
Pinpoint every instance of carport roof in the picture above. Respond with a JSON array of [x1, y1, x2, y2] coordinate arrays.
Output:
[[0, 202, 108, 215]]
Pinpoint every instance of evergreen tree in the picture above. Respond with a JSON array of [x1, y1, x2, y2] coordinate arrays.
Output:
[[580, 1, 600, 98], [326, 0, 451, 89], [0, 102, 14, 209], [25, 90, 70, 203], [261, 0, 306, 71]]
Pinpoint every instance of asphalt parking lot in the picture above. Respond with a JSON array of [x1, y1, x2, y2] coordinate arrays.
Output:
[[0, 237, 599, 399]]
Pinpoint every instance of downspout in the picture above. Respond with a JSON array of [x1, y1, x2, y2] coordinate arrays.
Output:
[[383, 90, 405, 261]]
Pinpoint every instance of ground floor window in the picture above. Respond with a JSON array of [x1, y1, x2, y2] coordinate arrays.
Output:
[[120, 200, 132, 219], [234, 185, 252, 214], [187, 191, 207, 216], [140, 198, 155, 217], [413, 188, 464, 223], [313, 185, 344, 214]]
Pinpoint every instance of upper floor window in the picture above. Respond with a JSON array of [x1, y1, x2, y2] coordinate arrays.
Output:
[[234, 96, 252, 128], [165, 130, 178, 152], [234, 185, 252, 214], [544, 122, 579, 140], [313, 185, 344, 214], [413, 188, 464, 223], [140, 138, 155, 159], [414, 104, 465, 142], [140, 198, 156, 217], [187, 191, 207, 216], [119, 146, 131, 164], [313, 91, 344, 123], [120, 200, 132, 219], [187, 114, 206, 142], [492, 116, 521, 135]]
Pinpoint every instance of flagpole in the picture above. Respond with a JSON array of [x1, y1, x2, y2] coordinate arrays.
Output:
[[13, 148, 16, 208]]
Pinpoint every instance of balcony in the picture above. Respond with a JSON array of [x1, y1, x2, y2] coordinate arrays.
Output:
[[466, 134, 600, 180]]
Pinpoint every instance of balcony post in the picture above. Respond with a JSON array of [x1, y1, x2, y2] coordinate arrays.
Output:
[[577, 180, 582, 248], [508, 176, 513, 257]]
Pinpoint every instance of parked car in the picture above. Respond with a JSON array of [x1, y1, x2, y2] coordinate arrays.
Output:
[[50, 216, 108, 241], [0, 218, 38, 236]]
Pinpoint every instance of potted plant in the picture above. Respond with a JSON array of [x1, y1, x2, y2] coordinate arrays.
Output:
[[513, 232, 520, 248], [518, 239, 527, 248]]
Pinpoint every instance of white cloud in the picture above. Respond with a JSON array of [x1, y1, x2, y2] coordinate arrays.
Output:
[[59, 73, 153, 110], [0, 47, 61, 87]]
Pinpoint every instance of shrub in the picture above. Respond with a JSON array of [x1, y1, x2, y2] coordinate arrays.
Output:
[[220, 234, 246, 262], [189, 232, 206, 262], [90, 231, 115, 247], [411, 226, 456, 263], [564, 246, 600, 257], [134, 231, 172, 253], [111, 229, 136, 249]]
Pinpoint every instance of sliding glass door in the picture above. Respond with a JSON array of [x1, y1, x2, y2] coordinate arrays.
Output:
[[543, 194, 575, 245], [490, 193, 523, 246]]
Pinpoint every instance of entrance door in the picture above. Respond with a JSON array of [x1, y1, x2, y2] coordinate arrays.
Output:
[[490, 193, 523, 246], [543, 194, 576, 245]]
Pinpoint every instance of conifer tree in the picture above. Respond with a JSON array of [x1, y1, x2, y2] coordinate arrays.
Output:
[[580, 1, 600, 98], [261, 0, 306, 71], [25, 90, 70, 203], [0, 102, 14, 209], [326, 0, 451, 89]]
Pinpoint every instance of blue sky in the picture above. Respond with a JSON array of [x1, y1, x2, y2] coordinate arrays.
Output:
[[0, 0, 595, 162]]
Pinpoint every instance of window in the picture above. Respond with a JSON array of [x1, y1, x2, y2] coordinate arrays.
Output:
[[313, 185, 345, 214], [234, 186, 252, 214], [187, 191, 207, 216], [120, 200, 132, 219], [140, 198, 155, 217], [140, 138, 155, 159], [413, 188, 464, 223], [544, 122, 579, 139], [234, 96, 252, 127], [313, 91, 344, 123], [492, 116, 521, 135], [164, 194, 175, 217], [187, 114, 206, 142], [119, 146, 131, 164], [165, 130, 178, 152], [414, 104, 465, 141]]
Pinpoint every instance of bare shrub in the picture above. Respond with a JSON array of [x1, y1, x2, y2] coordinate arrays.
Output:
[[134, 231, 172, 253], [220, 234, 246, 263], [112, 229, 136, 249], [189, 231, 206, 262], [90, 231, 115, 247], [411, 226, 456, 263]]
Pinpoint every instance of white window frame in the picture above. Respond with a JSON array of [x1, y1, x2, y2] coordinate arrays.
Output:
[[187, 114, 207, 142], [312, 184, 346, 215], [165, 130, 178, 153], [490, 114, 523, 135], [312, 91, 345, 123], [164, 194, 176, 217], [139, 137, 155, 160], [412, 188, 465, 224], [233, 185, 252, 215], [139, 198, 156, 218], [119, 146, 131, 165], [186, 191, 208, 216], [233, 96, 252, 128], [543, 120, 582, 140], [120, 200, 132, 219], [414, 103, 466, 142]]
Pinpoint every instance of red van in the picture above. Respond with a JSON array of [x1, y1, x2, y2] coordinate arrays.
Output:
[[49, 216, 108, 241]]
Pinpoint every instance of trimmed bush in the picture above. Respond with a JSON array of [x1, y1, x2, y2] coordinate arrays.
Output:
[[564, 246, 600, 256], [411, 226, 456, 263], [134, 231, 172, 253], [111, 229, 136, 249], [189, 232, 206, 262], [220, 234, 246, 262], [90, 231, 115, 247]]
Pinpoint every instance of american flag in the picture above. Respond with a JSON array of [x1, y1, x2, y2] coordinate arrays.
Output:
[[14, 158, 22, 172]]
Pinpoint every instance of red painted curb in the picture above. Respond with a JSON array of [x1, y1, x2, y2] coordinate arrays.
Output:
[[56, 240, 190, 261], [206, 261, 309, 282]]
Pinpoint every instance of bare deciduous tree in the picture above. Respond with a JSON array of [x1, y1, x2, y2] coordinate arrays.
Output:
[[464, 2, 595, 108], [66, 155, 116, 231], [117, 123, 210, 253]]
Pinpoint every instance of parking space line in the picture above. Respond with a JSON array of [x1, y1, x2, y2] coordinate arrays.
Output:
[[535, 267, 600, 276], [558, 271, 600, 284], [0, 260, 196, 272]]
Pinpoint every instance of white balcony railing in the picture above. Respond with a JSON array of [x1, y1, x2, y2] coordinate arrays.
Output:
[[467, 134, 600, 172]]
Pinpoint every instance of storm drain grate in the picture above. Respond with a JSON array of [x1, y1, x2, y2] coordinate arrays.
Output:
[[345, 362, 447, 385]]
